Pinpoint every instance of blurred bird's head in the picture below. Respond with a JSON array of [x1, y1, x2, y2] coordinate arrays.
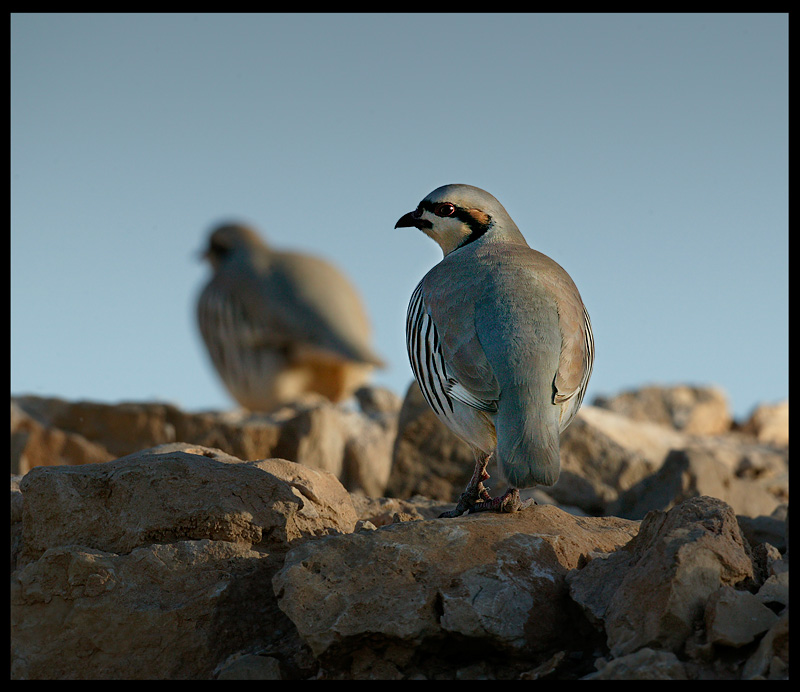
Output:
[[201, 223, 267, 270], [395, 184, 520, 257]]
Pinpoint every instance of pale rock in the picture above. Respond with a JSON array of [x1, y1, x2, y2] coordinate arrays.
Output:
[[10, 540, 285, 679], [16, 444, 357, 567], [704, 586, 778, 647], [10, 388, 400, 497], [610, 444, 787, 520], [741, 611, 789, 680], [557, 405, 687, 513], [273, 505, 638, 662], [10, 444, 360, 678], [593, 384, 732, 435], [568, 496, 755, 657], [11, 400, 114, 473], [740, 400, 788, 446]]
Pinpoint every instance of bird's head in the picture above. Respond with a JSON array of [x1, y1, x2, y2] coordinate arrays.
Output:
[[395, 184, 521, 256], [201, 223, 267, 270]]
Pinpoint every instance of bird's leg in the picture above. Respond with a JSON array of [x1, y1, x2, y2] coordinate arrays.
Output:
[[439, 451, 493, 518], [469, 487, 531, 514]]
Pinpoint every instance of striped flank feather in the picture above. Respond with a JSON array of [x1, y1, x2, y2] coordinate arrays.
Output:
[[405, 281, 454, 418]]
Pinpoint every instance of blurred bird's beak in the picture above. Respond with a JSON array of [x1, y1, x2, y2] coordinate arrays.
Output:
[[395, 210, 426, 229]]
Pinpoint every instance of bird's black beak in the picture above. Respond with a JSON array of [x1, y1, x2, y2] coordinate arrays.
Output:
[[395, 211, 419, 229], [396, 209, 432, 229]]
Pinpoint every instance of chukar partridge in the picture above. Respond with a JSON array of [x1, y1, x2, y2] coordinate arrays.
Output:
[[396, 185, 594, 517], [198, 223, 384, 411]]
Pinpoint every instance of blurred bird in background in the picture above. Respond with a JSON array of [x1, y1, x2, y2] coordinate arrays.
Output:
[[197, 223, 384, 412]]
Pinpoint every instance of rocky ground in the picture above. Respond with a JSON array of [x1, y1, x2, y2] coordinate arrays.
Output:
[[10, 383, 788, 679]]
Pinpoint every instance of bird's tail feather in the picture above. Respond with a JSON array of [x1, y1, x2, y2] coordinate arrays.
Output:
[[495, 390, 561, 488]]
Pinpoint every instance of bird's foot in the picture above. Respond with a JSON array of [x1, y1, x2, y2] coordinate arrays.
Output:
[[468, 487, 534, 514], [439, 484, 534, 518], [439, 465, 493, 518], [438, 482, 490, 518]]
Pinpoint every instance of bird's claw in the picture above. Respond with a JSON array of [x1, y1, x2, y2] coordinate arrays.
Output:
[[438, 483, 489, 518], [468, 487, 522, 513], [439, 487, 534, 518]]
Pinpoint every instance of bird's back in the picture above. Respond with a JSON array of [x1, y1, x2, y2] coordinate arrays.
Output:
[[198, 232, 383, 410], [420, 240, 590, 487]]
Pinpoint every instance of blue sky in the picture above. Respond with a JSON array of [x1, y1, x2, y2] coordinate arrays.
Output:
[[11, 13, 788, 420]]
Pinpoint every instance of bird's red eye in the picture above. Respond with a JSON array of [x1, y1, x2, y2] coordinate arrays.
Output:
[[435, 203, 456, 217]]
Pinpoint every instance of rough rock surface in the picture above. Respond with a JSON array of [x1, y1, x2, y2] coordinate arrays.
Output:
[[568, 496, 755, 656], [10, 382, 789, 679], [11, 386, 401, 497], [593, 384, 732, 435], [11, 445, 357, 679], [273, 505, 638, 663]]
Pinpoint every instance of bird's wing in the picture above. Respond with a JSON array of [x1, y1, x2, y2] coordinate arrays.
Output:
[[228, 251, 384, 366], [411, 266, 501, 416]]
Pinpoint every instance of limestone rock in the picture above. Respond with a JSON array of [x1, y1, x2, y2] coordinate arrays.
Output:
[[568, 496, 755, 657], [16, 444, 357, 567], [273, 504, 638, 665], [349, 493, 452, 526], [740, 400, 789, 446], [10, 387, 400, 497], [737, 504, 788, 553], [742, 611, 789, 680], [389, 386, 787, 521], [610, 444, 787, 520], [557, 405, 688, 513], [10, 444, 358, 679], [11, 540, 287, 679], [593, 384, 732, 435], [9, 383, 791, 680], [704, 586, 778, 648], [11, 400, 114, 473]]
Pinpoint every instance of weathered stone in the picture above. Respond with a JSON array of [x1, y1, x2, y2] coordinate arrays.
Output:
[[16, 444, 357, 567], [704, 586, 778, 647], [739, 400, 789, 446], [557, 405, 686, 513], [273, 504, 638, 662], [593, 384, 732, 435], [9, 384, 791, 680], [10, 539, 289, 679], [610, 444, 787, 520], [10, 443, 358, 679], [584, 648, 688, 680], [11, 389, 398, 497], [11, 400, 114, 474], [737, 504, 788, 552], [568, 496, 756, 657], [742, 611, 789, 680]]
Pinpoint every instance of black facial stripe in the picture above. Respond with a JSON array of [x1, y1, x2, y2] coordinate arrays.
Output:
[[418, 201, 493, 249], [454, 209, 492, 239]]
